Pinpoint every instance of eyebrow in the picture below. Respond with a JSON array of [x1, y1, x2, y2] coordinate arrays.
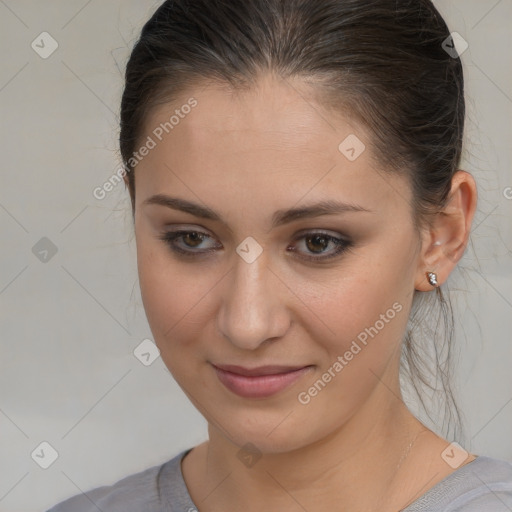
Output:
[[143, 194, 372, 229]]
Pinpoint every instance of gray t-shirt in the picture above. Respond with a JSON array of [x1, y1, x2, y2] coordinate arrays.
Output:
[[47, 450, 512, 511]]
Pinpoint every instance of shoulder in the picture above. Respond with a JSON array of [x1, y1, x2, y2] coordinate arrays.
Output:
[[46, 450, 191, 512], [448, 456, 512, 511], [405, 455, 512, 512]]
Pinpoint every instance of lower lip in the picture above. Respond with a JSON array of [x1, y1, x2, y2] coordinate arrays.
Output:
[[213, 366, 313, 399]]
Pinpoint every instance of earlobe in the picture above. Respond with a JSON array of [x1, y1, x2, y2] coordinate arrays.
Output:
[[414, 170, 478, 291]]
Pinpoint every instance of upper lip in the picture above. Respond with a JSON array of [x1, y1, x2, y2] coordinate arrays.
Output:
[[212, 364, 311, 377]]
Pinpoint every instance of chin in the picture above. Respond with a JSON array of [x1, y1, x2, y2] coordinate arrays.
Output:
[[209, 404, 331, 455]]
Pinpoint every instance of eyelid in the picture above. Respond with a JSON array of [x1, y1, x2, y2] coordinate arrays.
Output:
[[291, 227, 346, 239], [162, 223, 214, 234]]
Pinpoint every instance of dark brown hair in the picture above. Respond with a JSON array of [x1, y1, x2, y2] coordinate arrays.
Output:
[[120, 0, 466, 441]]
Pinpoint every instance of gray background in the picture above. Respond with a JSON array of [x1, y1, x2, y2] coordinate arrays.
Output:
[[0, 1, 511, 511]]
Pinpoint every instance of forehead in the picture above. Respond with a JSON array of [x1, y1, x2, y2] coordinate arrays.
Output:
[[135, 74, 412, 217], [143, 73, 360, 157]]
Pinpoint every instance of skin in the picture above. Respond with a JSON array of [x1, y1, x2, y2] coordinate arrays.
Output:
[[127, 72, 477, 511]]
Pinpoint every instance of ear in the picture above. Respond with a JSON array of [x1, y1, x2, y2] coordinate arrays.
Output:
[[414, 170, 478, 291]]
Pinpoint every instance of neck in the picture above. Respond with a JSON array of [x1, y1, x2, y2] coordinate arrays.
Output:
[[182, 388, 443, 511]]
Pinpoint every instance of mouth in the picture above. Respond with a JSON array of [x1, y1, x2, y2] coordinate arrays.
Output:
[[211, 363, 314, 399]]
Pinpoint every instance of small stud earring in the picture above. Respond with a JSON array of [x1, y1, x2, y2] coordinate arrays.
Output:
[[426, 272, 438, 287]]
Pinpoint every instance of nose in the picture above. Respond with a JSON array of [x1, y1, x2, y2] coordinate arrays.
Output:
[[217, 250, 291, 351]]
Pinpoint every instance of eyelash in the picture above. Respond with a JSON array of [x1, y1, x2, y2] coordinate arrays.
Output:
[[157, 229, 353, 262]]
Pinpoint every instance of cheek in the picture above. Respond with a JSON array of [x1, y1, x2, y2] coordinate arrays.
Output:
[[306, 280, 408, 374], [136, 236, 212, 349], [293, 246, 411, 346], [294, 286, 408, 428], [292, 245, 413, 385]]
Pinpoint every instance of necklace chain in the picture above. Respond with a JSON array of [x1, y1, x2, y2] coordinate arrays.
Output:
[[395, 428, 428, 473]]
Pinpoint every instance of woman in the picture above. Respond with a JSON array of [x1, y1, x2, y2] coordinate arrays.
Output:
[[48, 0, 512, 510]]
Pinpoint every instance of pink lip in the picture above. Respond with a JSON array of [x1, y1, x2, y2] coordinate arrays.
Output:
[[212, 364, 313, 399]]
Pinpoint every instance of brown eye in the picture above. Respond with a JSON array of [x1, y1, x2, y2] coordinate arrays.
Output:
[[289, 231, 353, 262], [158, 229, 221, 257], [182, 232, 206, 248], [305, 234, 330, 254]]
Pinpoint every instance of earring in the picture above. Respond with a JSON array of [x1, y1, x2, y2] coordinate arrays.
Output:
[[426, 272, 438, 287]]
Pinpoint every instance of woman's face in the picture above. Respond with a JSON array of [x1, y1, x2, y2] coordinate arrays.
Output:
[[133, 74, 424, 453]]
